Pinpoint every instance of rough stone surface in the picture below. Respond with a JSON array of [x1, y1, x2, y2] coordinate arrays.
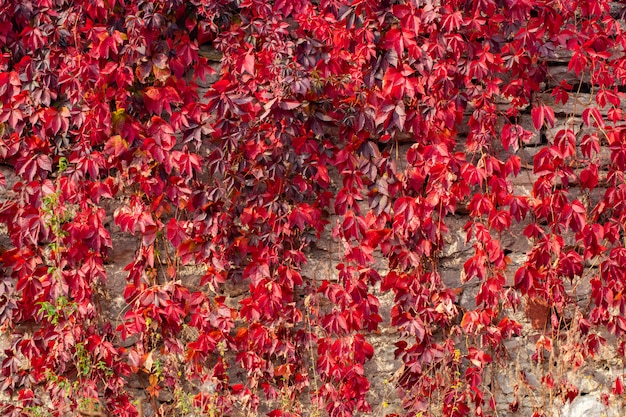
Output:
[[561, 395, 619, 417]]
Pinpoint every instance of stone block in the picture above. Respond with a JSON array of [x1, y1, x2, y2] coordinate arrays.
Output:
[[561, 394, 621, 417], [548, 65, 590, 86], [547, 47, 574, 63]]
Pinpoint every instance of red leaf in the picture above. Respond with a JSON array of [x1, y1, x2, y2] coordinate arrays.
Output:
[[579, 164, 598, 190], [242, 49, 255, 75], [614, 377, 624, 395], [148, 116, 176, 150], [531, 105, 554, 130], [244, 262, 270, 286], [104, 135, 129, 157], [582, 107, 604, 128], [143, 87, 163, 115]]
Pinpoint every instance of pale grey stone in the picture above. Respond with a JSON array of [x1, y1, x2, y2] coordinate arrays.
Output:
[[561, 394, 620, 417]]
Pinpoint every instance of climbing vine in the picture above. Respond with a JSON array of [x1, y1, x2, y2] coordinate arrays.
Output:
[[0, 0, 626, 416]]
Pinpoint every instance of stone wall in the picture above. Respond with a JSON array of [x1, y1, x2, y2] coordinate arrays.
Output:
[[1, 43, 625, 417]]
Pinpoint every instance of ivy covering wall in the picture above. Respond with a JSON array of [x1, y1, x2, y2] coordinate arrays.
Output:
[[1, 1, 626, 417]]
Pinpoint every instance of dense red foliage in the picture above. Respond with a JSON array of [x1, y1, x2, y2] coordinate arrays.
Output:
[[0, 0, 625, 416]]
